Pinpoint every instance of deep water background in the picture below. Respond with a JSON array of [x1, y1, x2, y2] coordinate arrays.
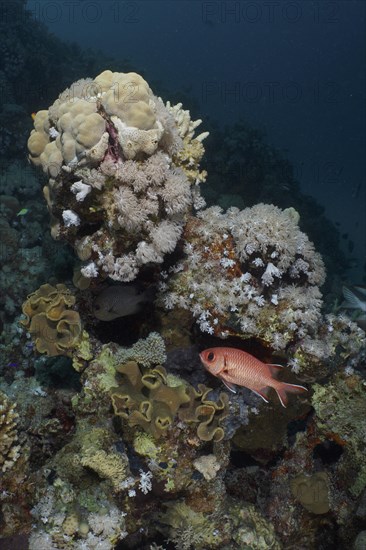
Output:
[[25, 0, 366, 281]]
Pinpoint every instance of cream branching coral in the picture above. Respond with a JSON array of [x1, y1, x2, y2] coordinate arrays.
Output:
[[28, 70, 209, 282], [0, 390, 21, 472]]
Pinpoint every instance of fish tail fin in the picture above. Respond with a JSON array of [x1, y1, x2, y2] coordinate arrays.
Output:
[[342, 286, 363, 309], [275, 383, 307, 408]]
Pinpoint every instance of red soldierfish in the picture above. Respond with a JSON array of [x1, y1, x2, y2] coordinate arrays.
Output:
[[199, 347, 307, 408]]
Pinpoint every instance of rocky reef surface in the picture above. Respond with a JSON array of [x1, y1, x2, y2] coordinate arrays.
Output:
[[0, 20, 365, 548]]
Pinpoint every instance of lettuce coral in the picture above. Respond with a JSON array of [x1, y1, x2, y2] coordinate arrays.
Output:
[[111, 362, 190, 439], [111, 361, 229, 442], [21, 283, 82, 356], [27, 71, 209, 282]]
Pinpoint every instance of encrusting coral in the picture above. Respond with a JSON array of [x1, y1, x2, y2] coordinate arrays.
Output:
[[290, 472, 330, 514], [20, 283, 82, 356], [27, 71, 209, 282]]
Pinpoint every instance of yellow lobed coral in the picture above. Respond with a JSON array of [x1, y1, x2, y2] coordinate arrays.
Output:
[[178, 384, 229, 442], [111, 361, 190, 439], [21, 283, 82, 356], [111, 361, 229, 441]]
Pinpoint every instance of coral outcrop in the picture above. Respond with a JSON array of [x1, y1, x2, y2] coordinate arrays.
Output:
[[21, 283, 82, 356], [159, 204, 325, 350], [27, 71, 209, 282]]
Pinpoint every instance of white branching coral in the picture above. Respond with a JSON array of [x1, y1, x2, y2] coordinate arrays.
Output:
[[28, 70, 209, 282], [29, 483, 128, 550], [138, 469, 153, 494], [158, 204, 326, 351]]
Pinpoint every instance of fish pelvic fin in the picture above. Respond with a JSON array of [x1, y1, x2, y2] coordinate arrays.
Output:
[[252, 387, 270, 403], [275, 382, 307, 408], [221, 378, 237, 393]]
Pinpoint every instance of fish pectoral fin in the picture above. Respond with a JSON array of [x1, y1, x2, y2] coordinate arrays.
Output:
[[221, 379, 237, 393], [252, 387, 270, 403], [223, 354, 229, 372]]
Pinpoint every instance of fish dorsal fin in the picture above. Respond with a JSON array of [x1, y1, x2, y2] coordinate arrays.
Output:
[[252, 387, 270, 403], [267, 364, 284, 378], [221, 379, 237, 393]]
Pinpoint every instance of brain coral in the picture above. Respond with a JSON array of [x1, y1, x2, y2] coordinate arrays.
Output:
[[27, 71, 209, 282], [0, 390, 21, 472], [158, 204, 326, 350], [21, 283, 82, 356]]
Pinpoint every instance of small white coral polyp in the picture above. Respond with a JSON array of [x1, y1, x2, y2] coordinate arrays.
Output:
[[159, 204, 326, 349], [28, 70, 208, 282]]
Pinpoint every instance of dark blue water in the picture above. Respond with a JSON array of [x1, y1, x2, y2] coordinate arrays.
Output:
[[26, 0, 366, 280]]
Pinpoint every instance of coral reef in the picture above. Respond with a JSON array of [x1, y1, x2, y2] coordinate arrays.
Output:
[[1, 23, 365, 547], [28, 71, 208, 282], [20, 283, 82, 356], [29, 482, 127, 550], [203, 120, 349, 285]]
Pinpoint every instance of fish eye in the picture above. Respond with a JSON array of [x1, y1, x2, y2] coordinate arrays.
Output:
[[207, 351, 215, 362]]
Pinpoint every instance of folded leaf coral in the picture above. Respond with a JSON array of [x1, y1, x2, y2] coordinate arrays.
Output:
[[21, 283, 82, 356], [111, 361, 229, 441]]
